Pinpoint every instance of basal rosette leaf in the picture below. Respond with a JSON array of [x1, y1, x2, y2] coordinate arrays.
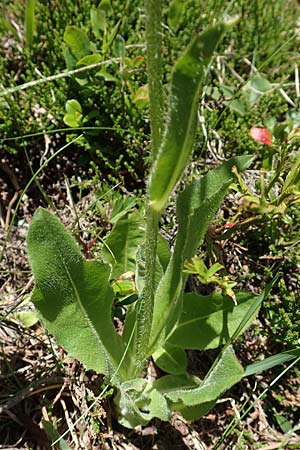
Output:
[[27, 208, 126, 381], [114, 379, 170, 428], [154, 346, 243, 417]]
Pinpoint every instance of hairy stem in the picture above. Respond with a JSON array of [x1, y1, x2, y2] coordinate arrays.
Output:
[[132, 0, 163, 373], [144, 0, 163, 159]]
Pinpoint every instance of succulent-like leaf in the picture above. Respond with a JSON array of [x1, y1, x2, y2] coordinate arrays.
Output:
[[27, 208, 125, 381]]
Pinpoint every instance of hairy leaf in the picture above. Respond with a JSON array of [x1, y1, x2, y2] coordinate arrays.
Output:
[[27, 208, 125, 381], [156, 346, 243, 407], [114, 379, 170, 428], [149, 18, 237, 213]]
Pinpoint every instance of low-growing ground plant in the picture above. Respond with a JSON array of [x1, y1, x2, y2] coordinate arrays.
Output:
[[25, 2, 300, 433]]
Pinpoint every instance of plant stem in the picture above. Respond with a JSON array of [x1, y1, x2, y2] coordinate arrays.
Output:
[[144, 0, 163, 159], [132, 0, 162, 374]]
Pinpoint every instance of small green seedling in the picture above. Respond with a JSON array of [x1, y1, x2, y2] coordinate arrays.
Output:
[[184, 257, 237, 304]]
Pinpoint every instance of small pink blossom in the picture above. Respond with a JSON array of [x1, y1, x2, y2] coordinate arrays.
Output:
[[250, 127, 272, 146]]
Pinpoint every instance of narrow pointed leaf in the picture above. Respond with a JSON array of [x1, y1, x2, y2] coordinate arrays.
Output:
[[245, 348, 300, 376], [27, 208, 125, 380], [24, 0, 35, 49], [149, 18, 237, 213]]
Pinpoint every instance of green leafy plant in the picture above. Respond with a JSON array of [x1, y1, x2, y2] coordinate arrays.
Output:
[[27, 9, 274, 428], [183, 256, 238, 303]]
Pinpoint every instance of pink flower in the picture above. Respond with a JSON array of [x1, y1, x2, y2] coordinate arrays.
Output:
[[250, 127, 272, 146]]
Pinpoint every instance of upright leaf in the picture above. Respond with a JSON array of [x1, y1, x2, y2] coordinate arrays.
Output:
[[24, 0, 35, 50], [149, 156, 253, 354], [153, 344, 187, 375], [63, 26, 91, 60], [27, 208, 125, 381], [149, 18, 237, 213]]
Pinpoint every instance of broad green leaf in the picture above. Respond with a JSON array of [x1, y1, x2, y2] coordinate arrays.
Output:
[[62, 43, 77, 70], [149, 18, 237, 213], [154, 373, 200, 394], [99, 0, 112, 13], [63, 99, 82, 128], [160, 346, 243, 406], [245, 348, 300, 376], [229, 98, 245, 116], [96, 70, 118, 82], [90, 6, 106, 39], [167, 291, 258, 350], [275, 415, 293, 433], [148, 155, 253, 354], [220, 85, 234, 97], [27, 208, 125, 381], [76, 53, 102, 67], [109, 197, 137, 225], [64, 26, 91, 60], [154, 373, 216, 418], [177, 402, 216, 421], [175, 155, 253, 263], [114, 379, 170, 428], [153, 344, 187, 375], [16, 310, 39, 328], [156, 233, 171, 272], [101, 211, 145, 278]]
